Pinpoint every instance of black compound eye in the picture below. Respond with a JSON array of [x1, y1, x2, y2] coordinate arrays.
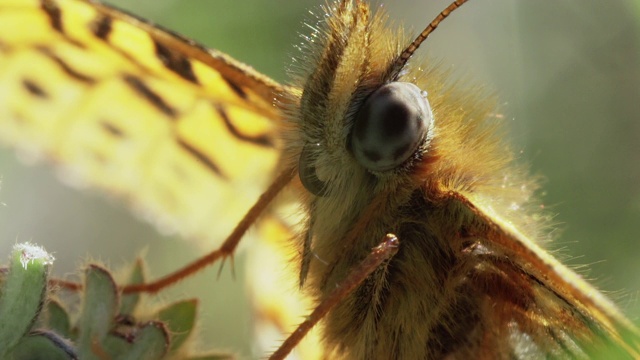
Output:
[[298, 143, 328, 196], [350, 82, 432, 172]]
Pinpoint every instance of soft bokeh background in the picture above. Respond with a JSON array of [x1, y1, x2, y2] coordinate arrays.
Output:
[[0, 0, 638, 357]]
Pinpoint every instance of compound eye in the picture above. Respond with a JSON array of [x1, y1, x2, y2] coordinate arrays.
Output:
[[351, 82, 432, 172]]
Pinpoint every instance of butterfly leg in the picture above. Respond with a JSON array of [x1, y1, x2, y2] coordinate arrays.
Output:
[[116, 168, 295, 294], [269, 233, 400, 360]]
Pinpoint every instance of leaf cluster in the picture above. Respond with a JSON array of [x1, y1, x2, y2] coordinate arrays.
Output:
[[0, 243, 232, 360]]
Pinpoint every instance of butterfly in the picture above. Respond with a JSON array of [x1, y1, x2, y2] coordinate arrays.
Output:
[[0, 0, 636, 358]]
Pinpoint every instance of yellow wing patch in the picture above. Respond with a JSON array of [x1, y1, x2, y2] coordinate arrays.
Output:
[[0, 0, 287, 244]]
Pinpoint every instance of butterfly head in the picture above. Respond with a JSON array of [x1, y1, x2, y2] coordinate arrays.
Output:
[[288, 0, 441, 202]]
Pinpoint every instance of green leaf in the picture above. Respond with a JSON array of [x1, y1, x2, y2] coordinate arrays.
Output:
[[101, 332, 133, 357], [158, 299, 198, 352], [8, 330, 77, 360], [0, 243, 53, 357], [76, 265, 119, 358], [45, 300, 71, 339], [185, 354, 236, 360], [120, 259, 145, 316], [119, 321, 169, 360]]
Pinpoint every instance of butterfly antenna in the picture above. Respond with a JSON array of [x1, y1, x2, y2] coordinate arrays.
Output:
[[391, 0, 470, 78]]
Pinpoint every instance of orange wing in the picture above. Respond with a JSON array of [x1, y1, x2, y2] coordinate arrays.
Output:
[[448, 190, 640, 358]]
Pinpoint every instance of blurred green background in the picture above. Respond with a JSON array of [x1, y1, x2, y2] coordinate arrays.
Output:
[[0, 0, 638, 358]]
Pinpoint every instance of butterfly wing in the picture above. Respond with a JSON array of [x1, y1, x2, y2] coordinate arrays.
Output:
[[0, 0, 291, 244], [0, 0, 324, 357], [247, 212, 325, 359], [450, 191, 640, 358]]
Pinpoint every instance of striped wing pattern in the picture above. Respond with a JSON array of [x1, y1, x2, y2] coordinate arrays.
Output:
[[0, 0, 284, 244], [0, 0, 326, 357]]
